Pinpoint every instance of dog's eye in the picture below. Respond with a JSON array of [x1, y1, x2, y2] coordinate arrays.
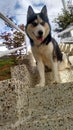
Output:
[[41, 22, 45, 26], [32, 22, 38, 27]]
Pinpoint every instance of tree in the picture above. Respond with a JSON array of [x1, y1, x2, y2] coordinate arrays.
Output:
[[1, 24, 26, 55], [54, 8, 73, 32]]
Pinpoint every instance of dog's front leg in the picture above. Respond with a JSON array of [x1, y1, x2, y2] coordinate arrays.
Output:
[[36, 60, 45, 87], [52, 61, 60, 83]]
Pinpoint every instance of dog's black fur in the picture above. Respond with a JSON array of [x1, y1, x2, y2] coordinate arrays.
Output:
[[26, 5, 71, 86], [26, 5, 62, 62]]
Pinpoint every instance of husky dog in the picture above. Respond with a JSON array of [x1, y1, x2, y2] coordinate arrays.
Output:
[[26, 5, 70, 87]]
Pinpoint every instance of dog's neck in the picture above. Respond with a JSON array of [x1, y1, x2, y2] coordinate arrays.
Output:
[[30, 33, 52, 47], [41, 33, 51, 45]]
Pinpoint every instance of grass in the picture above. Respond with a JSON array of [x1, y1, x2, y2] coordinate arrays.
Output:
[[0, 56, 17, 81], [0, 57, 15, 67]]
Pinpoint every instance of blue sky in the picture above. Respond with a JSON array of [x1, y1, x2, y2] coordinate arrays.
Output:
[[0, 0, 63, 32], [0, 0, 64, 51]]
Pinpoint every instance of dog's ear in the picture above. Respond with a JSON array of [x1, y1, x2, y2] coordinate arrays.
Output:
[[27, 6, 34, 18], [41, 5, 47, 16]]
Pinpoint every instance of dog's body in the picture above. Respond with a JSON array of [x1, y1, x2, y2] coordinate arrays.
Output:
[[26, 5, 70, 87]]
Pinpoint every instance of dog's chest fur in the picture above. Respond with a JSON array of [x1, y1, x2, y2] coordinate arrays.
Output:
[[31, 41, 53, 64]]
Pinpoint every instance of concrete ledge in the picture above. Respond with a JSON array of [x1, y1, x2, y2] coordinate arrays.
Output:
[[11, 64, 73, 84], [0, 78, 29, 130], [0, 81, 73, 130], [0, 64, 73, 130]]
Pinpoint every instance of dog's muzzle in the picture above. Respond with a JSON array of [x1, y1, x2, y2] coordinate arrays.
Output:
[[38, 30, 43, 37], [36, 30, 44, 42]]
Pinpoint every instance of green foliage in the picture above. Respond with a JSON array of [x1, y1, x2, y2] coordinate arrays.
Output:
[[0, 56, 17, 81], [0, 57, 15, 67], [0, 69, 10, 76], [54, 9, 73, 32], [1, 24, 25, 55]]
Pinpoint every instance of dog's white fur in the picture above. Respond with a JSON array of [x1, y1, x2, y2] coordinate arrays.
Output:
[[34, 24, 45, 38], [26, 6, 71, 87], [32, 41, 60, 87]]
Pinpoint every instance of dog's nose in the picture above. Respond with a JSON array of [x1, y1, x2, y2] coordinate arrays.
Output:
[[38, 30, 43, 36]]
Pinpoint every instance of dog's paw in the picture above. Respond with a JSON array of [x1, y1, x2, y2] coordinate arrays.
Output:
[[52, 80, 60, 84], [35, 83, 45, 87]]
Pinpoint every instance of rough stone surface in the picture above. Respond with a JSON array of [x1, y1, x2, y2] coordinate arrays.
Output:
[[11, 63, 73, 85], [11, 64, 31, 86], [59, 68, 73, 83], [0, 78, 29, 129], [0, 63, 73, 130], [0, 79, 18, 125]]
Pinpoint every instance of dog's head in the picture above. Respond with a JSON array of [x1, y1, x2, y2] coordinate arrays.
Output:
[[26, 5, 51, 46]]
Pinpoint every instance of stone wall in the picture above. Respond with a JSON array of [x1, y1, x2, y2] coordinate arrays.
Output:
[[0, 64, 73, 130], [59, 43, 73, 55]]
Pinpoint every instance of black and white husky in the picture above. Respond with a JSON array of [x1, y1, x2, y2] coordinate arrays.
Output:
[[26, 5, 71, 87]]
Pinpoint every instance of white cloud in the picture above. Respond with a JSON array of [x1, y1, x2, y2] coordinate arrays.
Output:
[[0, 0, 17, 15], [0, 0, 63, 43], [0, 0, 72, 53], [0, 0, 63, 23]]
